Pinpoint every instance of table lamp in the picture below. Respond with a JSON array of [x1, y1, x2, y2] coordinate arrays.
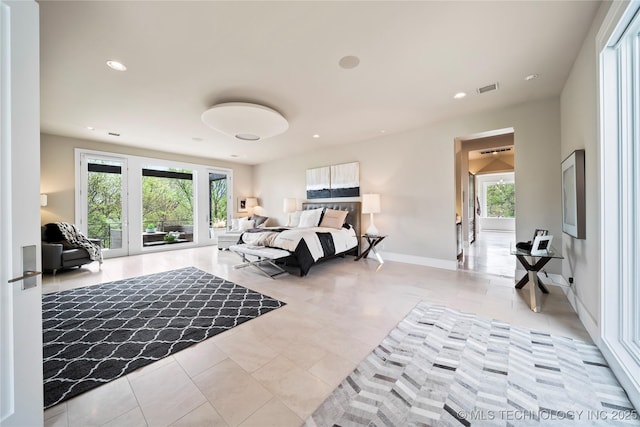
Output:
[[362, 193, 380, 236], [283, 198, 296, 226]]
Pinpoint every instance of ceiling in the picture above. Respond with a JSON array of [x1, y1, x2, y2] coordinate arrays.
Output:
[[39, 1, 601, 165]]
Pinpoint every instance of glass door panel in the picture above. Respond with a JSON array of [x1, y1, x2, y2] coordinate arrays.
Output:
[[208, 170, 232, 243], [80, 154, 128, 258]]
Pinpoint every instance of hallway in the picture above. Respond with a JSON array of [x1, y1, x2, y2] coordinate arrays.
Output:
[[460, 230, 516, 278]]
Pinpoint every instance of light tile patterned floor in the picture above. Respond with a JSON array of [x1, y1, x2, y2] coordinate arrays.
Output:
[[461, 230, 516, 278], [43, 245, 592, 427]]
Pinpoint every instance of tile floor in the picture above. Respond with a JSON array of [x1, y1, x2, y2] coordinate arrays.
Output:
[[42, 245, 590, 427], [460, 230, 516, 277]]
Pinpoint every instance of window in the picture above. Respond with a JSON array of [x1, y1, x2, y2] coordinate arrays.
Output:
[[79, 153, 128, 258], [485, 182, 515, 218], [600, 1, 640, 408], [141, 167, 194, 246], [209, 172, 228, 228], [76, 148, 233, 254], [87, 160, 123, 249]]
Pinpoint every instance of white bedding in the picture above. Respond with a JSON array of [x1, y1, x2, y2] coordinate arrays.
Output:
[[240, 226, 357, 262]]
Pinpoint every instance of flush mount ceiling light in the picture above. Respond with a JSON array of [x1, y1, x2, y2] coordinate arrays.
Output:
[[201, 102, 289, 141]]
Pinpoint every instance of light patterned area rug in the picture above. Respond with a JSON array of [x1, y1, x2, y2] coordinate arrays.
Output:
[[42, 266, 285, 408], [306, 303, 639, 426]]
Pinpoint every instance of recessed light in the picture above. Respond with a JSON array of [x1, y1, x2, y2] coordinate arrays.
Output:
[[525, 73, 539, 81], [106, 60, 127, 71], [380, 130, 387, 134], [453, 92, 467, 99], [338, 55, 360, 69], [86, 126, 95, 131], [312, 134, 320, 139]]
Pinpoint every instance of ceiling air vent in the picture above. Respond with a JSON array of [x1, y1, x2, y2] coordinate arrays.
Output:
[[477, 82, 499, 94]]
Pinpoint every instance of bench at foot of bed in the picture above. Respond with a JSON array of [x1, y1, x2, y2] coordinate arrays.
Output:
[[229, 244, 291, 279]]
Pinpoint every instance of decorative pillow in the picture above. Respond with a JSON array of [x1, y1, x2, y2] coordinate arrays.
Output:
[[251, 215, 268, 228], [319, 208, 348, 229], [239, 219, 255, 231], [231, 217, 250, 232], [298, 208, 324, 228], [287, 211, 302, 227]]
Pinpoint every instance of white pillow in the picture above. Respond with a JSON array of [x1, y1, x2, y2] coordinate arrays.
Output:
[[231, 217, 250, 232], [239, 219, 255, 231], [287, 210, 302, 227], [298, 208, 324, 228]]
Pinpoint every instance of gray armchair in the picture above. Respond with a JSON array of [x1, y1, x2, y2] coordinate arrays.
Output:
[[41, 226, 101, 275]]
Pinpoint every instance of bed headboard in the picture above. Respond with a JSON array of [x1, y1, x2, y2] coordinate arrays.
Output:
[[302, 201, 362, 252]]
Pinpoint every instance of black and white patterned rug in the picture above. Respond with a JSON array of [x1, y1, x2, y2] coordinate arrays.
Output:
[[42, 266, 285, 408], [306, 303, 640, 426]]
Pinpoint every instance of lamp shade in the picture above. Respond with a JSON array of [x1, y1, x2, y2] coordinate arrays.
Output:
[[246, 197, 258, 209], [362, 194, 380, 214], [283, 198, 297, 213], [40, 194, 48, 207], [201, 102, 288, 141]]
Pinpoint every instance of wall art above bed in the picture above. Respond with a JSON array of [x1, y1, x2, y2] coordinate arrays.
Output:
[[306, 161, 359, 199]]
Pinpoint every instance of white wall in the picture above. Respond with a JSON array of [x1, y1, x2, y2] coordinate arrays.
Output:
[[254, 97, 562, 272], [559, 2, 610, 337]]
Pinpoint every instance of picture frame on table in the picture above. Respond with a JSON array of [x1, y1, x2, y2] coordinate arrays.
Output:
[[531, 235, 553, 256], [532, 228, 548, 242], [238, 198, 247, 213], [561, 149, 586, 239]]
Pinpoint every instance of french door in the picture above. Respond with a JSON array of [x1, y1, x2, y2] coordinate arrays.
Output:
[[77, 153, 129, 258], [207, 168, 232, 243]]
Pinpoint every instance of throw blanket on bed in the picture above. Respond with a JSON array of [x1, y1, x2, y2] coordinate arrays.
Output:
[[56, 222, 103, 263], [241, 226, 357, 275]]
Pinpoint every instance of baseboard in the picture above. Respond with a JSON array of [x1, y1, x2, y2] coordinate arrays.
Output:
[[561, 285, 600, 345], [375, 251, 457, 271]]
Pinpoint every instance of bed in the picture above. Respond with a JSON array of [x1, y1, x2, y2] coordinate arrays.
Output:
[[235, 201, 361, 276]]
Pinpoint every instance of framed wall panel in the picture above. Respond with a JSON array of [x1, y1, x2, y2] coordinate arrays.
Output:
[[561, 149, 586, 239]]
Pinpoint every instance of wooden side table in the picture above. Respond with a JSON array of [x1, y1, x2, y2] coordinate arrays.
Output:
[[355, 234, 387, 263]]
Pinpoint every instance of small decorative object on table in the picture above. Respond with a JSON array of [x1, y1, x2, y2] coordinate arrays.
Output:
[[531, 234, 553, 256]]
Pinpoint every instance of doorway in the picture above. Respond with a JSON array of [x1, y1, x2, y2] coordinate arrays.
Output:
[[455, 131, 516, 277]]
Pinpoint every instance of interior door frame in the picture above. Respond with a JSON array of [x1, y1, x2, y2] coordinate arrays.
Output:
[[468, 172, 476, 244], [0, 1, 43, 424]]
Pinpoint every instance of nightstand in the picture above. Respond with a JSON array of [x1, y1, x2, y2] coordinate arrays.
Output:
[[355, 234, 387, 263]]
